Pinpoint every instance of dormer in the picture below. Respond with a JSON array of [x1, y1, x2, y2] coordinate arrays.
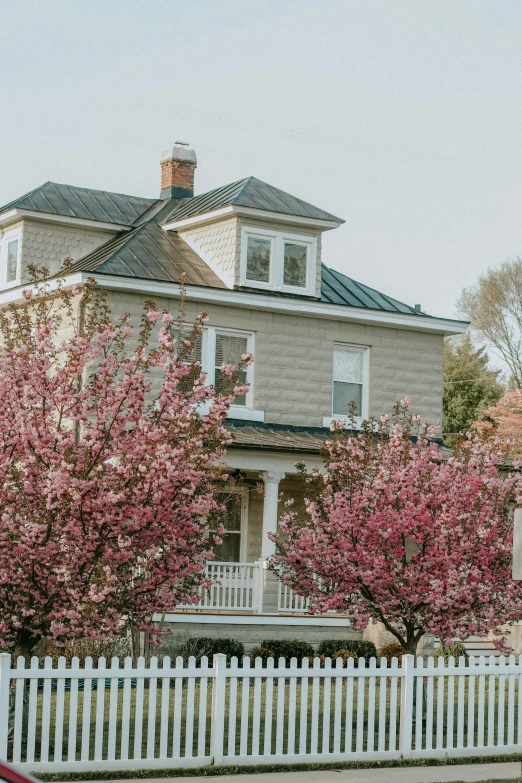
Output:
[[161, 174, 344, 298]]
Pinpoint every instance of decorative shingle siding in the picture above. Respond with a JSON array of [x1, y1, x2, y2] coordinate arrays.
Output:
[[180, 218, 238, 288], [20, 219, 116, 280], [106, 290, 444, 428]]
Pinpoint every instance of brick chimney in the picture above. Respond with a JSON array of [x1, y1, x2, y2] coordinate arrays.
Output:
[[160, 142, 197, 199]]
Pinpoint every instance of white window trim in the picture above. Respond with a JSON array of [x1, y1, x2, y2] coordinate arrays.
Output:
[[240, 225, 317, 296], [0, 227, 22, 288], [189, 324, 265, 423], [216, 487, 249, 562], [323, 343, 370, 429]]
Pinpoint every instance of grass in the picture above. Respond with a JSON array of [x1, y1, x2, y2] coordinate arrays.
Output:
[[30, 755, 522, 781]]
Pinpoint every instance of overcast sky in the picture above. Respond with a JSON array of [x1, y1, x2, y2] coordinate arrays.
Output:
[[1, 0, 522, 320]]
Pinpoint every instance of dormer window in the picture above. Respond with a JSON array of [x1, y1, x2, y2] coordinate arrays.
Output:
[[241, 226, 317, 296]]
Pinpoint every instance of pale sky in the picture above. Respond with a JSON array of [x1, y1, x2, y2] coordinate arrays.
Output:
[[2, 0, 522, 320]]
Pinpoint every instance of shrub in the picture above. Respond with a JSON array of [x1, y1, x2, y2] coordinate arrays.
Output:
[[332, 649, 359, 664], [159, 636, 245, 663], [433, 641, 469, 665], [40, 636, 130, 664], [261, 639, 313, 661], [250, 646, 276, 665], [379, 642, 404, 663], [308, 653, 327, 666], [318, 639, 377, 660]]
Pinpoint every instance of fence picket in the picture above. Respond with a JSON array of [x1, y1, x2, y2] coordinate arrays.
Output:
[[487, 656, 496, 747], [264, 657, 274, 756], [477, 655, 486, 747], [55, 656, 67, 762], [388, 658, 398, 752], [159, 656, 171, 759], [415, 657, 424, 751], [227, 655, 238, 758], [299, 658, 309, 754], [198, 656, 209, 759], [12, 657, 25, 763], [107, 657, 120, 761], [120, 656, 132, 761], [310, 656, 321, 754], [146, 656, 158, 760], [446, 656, 455, 750], [436, 657, 444, 750], [507, 655, 515, 747], [287, 657, 297, 756], [81, 656, 93, 762], [377, 657, 387, 752], [425, 656, 434, 752], [251, 656, 262, 756], [467, 656, 476, 749], [40, 656, 52, 763], [344, 656, 354, 753], [322, 657, 332, 754], [239, 656, 250, 757], [366, 657, 376, 753], [94, 656, 106, 761], [172, 656, 183, 758], [456, 656, 465, 749], [26, 656, 39, 764], [276, 657, 286, 757], [133, 656, 145, 760], [185, 656, 196, 758], [497, 656, 506, 746]]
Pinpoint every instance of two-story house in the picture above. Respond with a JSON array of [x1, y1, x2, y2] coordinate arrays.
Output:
[[0, 143, 467, 649]]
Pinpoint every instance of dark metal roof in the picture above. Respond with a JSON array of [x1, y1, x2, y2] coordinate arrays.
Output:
[[165, 177, 344, 224], [320, 264, 428, 316], [68, 201, 227, 288], [0, 181, 155, 226], [226, 420, 331, 453]]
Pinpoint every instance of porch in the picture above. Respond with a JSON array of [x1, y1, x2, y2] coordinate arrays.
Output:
[[157, 439, 358, 648]]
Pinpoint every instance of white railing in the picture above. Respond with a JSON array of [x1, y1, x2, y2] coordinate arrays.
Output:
[[3, 652, 522, 771], [277, 581, 311, 613], [177, 562, 259, 612]]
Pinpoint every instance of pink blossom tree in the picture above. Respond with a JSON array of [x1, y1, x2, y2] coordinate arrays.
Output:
[[476, 389, 522, 456], [272, 401, 522, 654], [0, 267, 250, 659]]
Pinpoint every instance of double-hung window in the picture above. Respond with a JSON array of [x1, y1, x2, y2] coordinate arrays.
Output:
[[330, 344, 369, 422], [213, 490, 247, 562], [176, 324, 263, 421], [241, 226, 317, 296]]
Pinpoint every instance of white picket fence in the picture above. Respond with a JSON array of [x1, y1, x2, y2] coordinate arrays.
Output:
[[2, 652, 522, 772]]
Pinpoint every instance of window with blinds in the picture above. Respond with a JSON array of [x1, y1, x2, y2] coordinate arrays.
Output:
[[332, 345, 367, 417], [215, 333, 248, 406], [176, 329, 202, 364]]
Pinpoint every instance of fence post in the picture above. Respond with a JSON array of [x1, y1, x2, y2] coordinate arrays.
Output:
[[0, 653, 11, 760], [399, 653, 414, 758], [210, 653, 227, 765]]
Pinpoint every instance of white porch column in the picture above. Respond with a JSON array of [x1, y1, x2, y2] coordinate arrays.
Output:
[[259, 470, 285, 558]]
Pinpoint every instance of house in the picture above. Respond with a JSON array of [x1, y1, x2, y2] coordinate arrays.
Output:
[[0, 143, 467, 650]]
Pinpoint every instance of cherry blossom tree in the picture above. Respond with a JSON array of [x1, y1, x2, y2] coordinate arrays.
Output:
[[272, 400, 522, 654], [0, 267, 250, 660]]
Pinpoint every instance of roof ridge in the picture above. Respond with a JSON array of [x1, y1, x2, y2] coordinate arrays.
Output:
[[44, 181, 154, 203]]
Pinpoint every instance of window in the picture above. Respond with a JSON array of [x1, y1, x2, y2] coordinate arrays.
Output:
[[240, 226, 317, 295], [7, 239, 19, 282], [332, 344, 369, 419], [246, 237, 271, 283], [215, 333, 248, 406], [175, 323, 263, 421], [213, 491, 246, 562], [0, 228, 21, 286]]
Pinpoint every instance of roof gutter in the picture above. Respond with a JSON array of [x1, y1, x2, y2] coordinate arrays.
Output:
[[0, 272, 468, 335]]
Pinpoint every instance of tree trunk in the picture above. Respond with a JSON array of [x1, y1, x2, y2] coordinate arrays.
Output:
[[13, 629, 39, 664]]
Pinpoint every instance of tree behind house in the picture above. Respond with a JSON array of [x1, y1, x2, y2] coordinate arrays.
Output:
[[0, 268, 250, 660], [443, 334, 504, 446]]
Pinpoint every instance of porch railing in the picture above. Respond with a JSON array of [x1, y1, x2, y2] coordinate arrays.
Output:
[[277, 580, 311, 613], [177, 562, 260, 612]]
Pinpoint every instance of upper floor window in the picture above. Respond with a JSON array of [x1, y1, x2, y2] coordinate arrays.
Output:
[[332, 344, 369, 419], [241, 226, 317, 296], [175, 324, 262, 420], [0, 228, 21, 286]]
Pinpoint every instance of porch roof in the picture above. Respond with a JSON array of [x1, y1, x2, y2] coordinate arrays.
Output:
[[226, 421, 332, 453]]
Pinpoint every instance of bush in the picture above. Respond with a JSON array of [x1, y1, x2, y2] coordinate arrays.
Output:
[[159, 636, 245, 663], [332, 649, 359, 665], [317, 639, 377, 660], [250, 646, 276, 665], [433, 642, 469, 665], [379, 642, 404, 663], [40, 636, 130, 664], [261, 639, 313, 661]]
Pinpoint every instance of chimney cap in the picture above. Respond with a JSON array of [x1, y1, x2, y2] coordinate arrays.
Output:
[[161, 142, 197, 165]]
